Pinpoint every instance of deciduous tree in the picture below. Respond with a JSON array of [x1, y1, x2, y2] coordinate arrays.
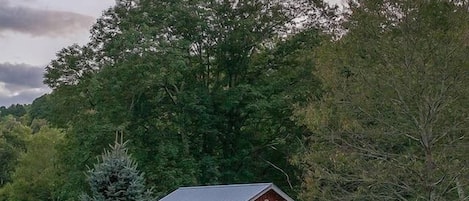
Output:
[[294, 0, 469, 200], [1, 126, 64, 201]]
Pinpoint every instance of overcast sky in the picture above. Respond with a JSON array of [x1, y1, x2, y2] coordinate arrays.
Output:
[[0, 0, 114, 106]]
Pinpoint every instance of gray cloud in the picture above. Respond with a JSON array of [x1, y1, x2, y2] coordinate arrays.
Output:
[[0, 1, 94, 36], [0, 86, 50, 106], [0, 63, 44, 87], [0, 62, 50, 106]]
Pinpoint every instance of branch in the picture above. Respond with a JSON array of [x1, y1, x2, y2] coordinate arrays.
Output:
[[262, 158, 293, 190], [163, 85, 177, 105]]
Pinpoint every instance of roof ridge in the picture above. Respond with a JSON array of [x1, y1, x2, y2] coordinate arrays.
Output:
[[179, 183, 272, 189]]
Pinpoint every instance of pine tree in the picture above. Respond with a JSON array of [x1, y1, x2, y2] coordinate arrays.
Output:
[[80, 140, 155, 201]]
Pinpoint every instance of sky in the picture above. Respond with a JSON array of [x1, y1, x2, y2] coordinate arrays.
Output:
[[0, 0, 344, 107], [0, 0, 115, 106]]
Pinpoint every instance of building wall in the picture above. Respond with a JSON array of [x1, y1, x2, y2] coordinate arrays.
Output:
[[254, 190, 286, 201]]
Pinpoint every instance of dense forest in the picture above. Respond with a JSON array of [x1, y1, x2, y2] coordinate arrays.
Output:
[[1, 0, 468, 200]]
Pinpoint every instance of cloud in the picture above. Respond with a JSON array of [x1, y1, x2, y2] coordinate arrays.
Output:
[[0, 63, 50, 106], [0, 82, 50, 106], [0, 0, 94, 37], [0, 63, 44, 88]]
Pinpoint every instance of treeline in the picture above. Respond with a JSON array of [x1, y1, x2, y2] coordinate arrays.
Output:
[[1, 0, 468, 200], [0, 105, 27, 118]]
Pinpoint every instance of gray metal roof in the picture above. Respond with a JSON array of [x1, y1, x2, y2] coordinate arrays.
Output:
[[159, 183, 294, 201]]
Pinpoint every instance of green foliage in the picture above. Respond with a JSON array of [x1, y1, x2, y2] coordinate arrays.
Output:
[[80, 141, 155, 201], [30, 94, 56, 127], [1, 126, 64, 201], [2, 0, 466, 200], [53, 114, 117, 200], [294, 0, 469, 200], [40, 1, 328, 199], [0, 104, 27, 118], [0, 116, 31, 187]]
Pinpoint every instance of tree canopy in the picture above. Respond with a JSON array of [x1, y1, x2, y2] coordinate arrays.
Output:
[[1, 0, 467, 200], [39, 0, 329, 199], [293, 0, 469, 200]]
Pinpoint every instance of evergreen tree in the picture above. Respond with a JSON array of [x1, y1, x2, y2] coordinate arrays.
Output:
[[81, 140, 155, 201]]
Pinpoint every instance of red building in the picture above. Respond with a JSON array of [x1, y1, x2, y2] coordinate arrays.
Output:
[[159, 183, 294, 201]]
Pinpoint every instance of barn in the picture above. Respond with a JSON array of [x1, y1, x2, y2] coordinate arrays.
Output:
[[159, 183, 294, 201]]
